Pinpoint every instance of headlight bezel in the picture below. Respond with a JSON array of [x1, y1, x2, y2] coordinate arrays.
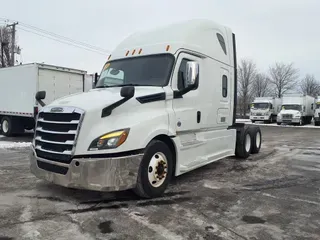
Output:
[[88, 128, 130, 151]]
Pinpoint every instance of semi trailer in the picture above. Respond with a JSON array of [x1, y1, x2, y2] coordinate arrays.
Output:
[[0, 63, 92, 136], [277, 94, 315, 125], [250, 97, 281, 123], [29, 19, 262, 198]]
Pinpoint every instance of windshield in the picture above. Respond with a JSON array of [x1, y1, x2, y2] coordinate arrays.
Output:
[[96, 54, 174, 88], [281, 104, 302, 111], [252, 103, 269, 109]]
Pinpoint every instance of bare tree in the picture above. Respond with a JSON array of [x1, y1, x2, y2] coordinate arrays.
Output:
[[237, 59, 257, 117], [299, 74, 320, 97], [268, 62, 299, 98], [251, 73, 271, 97], [0, 26, 12, 68]]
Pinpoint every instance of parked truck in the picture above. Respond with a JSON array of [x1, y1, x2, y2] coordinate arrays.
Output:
[[250, 97, 281, 123], [29, 19, 262, 198], [0, 63, 92, 136], [314, 96, 320, 126], [277, 94, 315, 125]]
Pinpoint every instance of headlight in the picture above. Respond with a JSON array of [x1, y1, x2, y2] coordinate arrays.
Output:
[[88, 128, 130, 150]]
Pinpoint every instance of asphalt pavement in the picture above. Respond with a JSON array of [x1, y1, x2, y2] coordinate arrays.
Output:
[[0, 126, 320, 240]]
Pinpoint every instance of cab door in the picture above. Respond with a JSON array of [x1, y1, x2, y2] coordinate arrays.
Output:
[[171, 53, 203, 133]]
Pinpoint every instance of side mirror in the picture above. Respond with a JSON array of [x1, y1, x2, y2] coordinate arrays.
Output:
[[94, 73, 99, 87], [120, 86, 135, 99], [35, 91, 46, 100], [35, 91, 46, 107], [184, 61, 199, 89]]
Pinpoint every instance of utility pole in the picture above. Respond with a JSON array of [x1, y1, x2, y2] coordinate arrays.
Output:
[[6, 22, 18, 66]]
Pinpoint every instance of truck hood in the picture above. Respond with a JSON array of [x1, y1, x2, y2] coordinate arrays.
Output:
[[48, 86, 164, 111], [279, 109, 301, 115]]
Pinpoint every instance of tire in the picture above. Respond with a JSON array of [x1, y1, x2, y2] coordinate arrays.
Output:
[[277, 122, 281, 125], [251, 120, 255, 123], [249, 126, 262, 154], [299, 117, 304, 126], [134, 140, 173, 198], [1, 117, 13, 137], [235, 126, 252, 159], [315, 121, 320, 126]]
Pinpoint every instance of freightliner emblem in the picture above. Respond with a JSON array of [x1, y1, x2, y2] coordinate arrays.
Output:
[[50, 107, 64, 113]]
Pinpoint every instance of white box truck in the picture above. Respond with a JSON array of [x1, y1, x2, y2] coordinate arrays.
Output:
[[0, 63, 91, 136], [250, 97, 281, 123], [314, 96, 320, 126], [277, 94, 315, 125], [29, 19, 262, 198]]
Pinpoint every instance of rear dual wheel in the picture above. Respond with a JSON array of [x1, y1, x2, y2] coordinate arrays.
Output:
[[235, 126, 261, 158]]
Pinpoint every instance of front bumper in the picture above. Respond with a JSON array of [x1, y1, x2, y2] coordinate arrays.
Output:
[[250, 115, 270, 121], [29, 148, 143, 192], [277, 118, 300, 124]]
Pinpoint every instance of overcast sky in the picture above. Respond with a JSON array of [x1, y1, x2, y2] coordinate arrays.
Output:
[[1, 0, 319, 80]]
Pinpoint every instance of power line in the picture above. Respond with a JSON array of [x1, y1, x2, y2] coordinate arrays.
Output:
[[0, 17, 110, 53], [19, 22, 109, 53], [17, 26, 108, 55]]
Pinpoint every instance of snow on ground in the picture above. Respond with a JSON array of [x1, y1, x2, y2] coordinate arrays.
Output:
[[0, 141, 31, 149]]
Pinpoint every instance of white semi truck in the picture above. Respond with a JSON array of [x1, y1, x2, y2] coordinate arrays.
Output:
[[0, 63, 92, 136], [314, 96, 320, 126], [277, 94, 315, 125], [29, 19, 262, 198], [250, 97, 281, 123]]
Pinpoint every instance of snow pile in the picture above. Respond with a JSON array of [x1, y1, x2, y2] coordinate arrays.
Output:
[[0, 141, 32, 149], [236, 119, 251, 123]]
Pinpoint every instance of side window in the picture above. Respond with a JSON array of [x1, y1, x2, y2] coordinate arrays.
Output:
[[311, 103, 314, 110], [222, 75, 227, 97], [178, 58, 190, 90], [217, 33, 227, 55], [270, 104, 273, 110]]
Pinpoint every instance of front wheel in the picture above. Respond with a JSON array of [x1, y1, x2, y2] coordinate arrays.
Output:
[[134, 140, 173, 198], [1, 117, 13, 137]]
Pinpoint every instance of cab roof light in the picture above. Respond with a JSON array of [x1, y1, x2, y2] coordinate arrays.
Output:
[[138, 48, 142, 54], [125, 50, 129, 56], [132, 49, 136, 55], [166, 45, 170, 51], [108, 55, 112, 60]]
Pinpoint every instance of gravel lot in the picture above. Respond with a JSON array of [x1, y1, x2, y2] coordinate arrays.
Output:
[[0, 125, 320, 240]]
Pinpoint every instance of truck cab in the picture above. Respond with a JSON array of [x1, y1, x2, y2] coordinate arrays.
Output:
[[250, 97, 281, 123], [277, 95, 315, 126], [314, 97, 320, 126], [29, 19, 262, 198]]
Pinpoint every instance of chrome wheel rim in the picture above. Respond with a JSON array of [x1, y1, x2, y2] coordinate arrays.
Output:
[[245, 134, 251, 152], [2, 120, 9, 133], [256, 131, 261, 148], [148, 152, 168, 188]]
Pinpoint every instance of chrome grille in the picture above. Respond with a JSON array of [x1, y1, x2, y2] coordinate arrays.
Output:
[[256, 113, 262, 116], [34, 107, 84, 167], [282, 114, 293, 119]]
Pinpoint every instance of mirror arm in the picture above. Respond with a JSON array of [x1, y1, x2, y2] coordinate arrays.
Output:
[[173, 85, 194, 98], [37, 99, 46, 107]]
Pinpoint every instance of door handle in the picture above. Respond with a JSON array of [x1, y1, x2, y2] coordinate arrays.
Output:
[[197, 111, 201, 123]]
